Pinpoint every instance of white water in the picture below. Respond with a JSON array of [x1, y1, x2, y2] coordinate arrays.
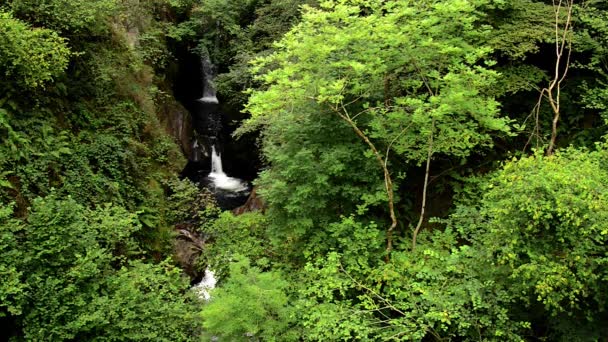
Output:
[[196, 55, 249, 194], [191, 139, 201, 162], [198, 96, 219, 104], [208, 145, 248, 192], [198, 55, 219, 103], [192, 269, 217, 300]]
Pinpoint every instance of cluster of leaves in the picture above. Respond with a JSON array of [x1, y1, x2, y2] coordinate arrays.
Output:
[[239, 0, 512, 262], [5, 0, 119, 35], [164, 177, 218, 224], [201, 255, 296, 340], [0, 11, 71, 90], [455, 148, 608, 339]]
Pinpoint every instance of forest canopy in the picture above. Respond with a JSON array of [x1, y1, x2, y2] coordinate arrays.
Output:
[[2, 0, 608, 341]]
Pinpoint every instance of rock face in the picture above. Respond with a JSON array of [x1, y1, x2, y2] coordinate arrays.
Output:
[[159, 99, 195, 160], [174, 222, 206, 282], [232, 186, 265, 215]]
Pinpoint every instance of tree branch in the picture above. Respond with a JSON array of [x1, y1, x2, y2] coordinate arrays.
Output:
[[527, 1, 573, 155], [338, 263, 443, 341], [546, 0, 574, 156], [412, 118, 434, 250], [329, 102, 398, 261]]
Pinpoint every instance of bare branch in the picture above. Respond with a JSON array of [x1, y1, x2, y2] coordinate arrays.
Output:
[[545, 0, 574, 156], [412, 118, 434, 250], [528, 1, 573, 155]]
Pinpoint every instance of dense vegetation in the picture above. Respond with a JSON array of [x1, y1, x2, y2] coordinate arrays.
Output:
[[0, 0, 205, 340], [2, 0, 608, 341]]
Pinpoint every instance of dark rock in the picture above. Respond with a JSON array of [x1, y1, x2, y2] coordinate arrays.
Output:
[[232, 186, 265, 215], [174, 222, 206, 283], [158, 98, 195, 160]]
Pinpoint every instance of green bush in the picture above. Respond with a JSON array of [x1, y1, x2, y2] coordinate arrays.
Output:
[[202, 255, 296, 341], [0, 11, 70, 90], [0, 194, 203, 340]]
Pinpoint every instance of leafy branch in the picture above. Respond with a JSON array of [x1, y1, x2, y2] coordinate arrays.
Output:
[[328, 101, 398, 261]]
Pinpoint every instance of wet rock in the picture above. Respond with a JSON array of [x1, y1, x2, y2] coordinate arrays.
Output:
[[232, 186, 265, 215], [174, 222, 206, 282], [159, 99, 194, 160]]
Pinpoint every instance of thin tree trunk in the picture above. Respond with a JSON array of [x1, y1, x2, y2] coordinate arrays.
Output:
[[545, 0, 574, 156], [412, 119, 434, 250], [331, 105, 397, 261]]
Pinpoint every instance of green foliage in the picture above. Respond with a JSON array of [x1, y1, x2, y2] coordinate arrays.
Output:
[[201, 212, 271, 277], [574, 1, 608, 130], [0, 11, 71, 90], [476, 0, 553, 102], [251, 103, 381, 246], [447, 147, 608, 340], [0, 203, 26, 317], [483, 0, 555, 60], [198, 2, 608, 339], [7, 0, 119, 35], [482, 150, 608, 312], [240, 0, 511, 260], [372, 241, 527, 341], [168, 0, 256, 46], [216, 0, 318, 107], [3, 0, 608, 340], [0, 194, 202, 341], [202, 255, 296, 341], [296, 245, 526, 341], [284, 146, 608, 340], [0, 1, 196, 338], [165, 177, 218, 224], [82, 260, 202, 342]]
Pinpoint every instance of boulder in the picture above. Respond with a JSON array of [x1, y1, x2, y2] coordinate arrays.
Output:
[[174, 222, 206, 282], [232, 186, 265, 215]]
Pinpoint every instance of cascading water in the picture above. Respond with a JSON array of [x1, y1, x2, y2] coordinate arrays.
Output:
[[210, 145, 223, 174], [190, 55, 249, 300], [193, 269, 217, 301], [191, 139, 201, 162], [208, 145, 248, 192], [191, 54, 249, 200], [198, 55, 219, 104]]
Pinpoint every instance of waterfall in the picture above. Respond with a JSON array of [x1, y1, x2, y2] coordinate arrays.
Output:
[[193, 268, 217, 301], [198, 55, 219, 104], [191, 139, 201, 162], [210, 145, 223, 174], [208, 145, 248, 192], [192, 52, 248, 194]]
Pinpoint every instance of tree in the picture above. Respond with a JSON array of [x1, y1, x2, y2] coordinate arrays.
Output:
[[535, 0, 575, 155], [295, 146, 608, 340], [241, 0, 511, 258], [447, 146, 608, 340], [7, 0, 118, 35]]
